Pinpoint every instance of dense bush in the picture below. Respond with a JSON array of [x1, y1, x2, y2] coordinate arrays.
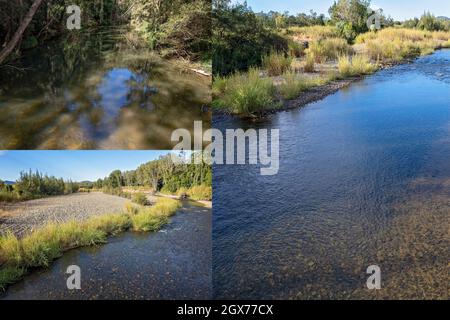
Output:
[[0, 0, 210, 64], [213, 1, 288, 75], [132, 193, 148, 206], [98, 153, 211, 198], [0, 171, 80, 203]]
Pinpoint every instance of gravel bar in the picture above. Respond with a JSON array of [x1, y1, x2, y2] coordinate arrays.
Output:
[[0, 192, 130, 237]]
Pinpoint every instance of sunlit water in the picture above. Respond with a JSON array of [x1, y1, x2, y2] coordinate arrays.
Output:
[[1, 202, 211, 300], [0, 29, 210, 149], [213, 50, 450, 299]]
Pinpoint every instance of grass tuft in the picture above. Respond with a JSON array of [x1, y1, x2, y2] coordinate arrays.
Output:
[[338, 54, 378, 77], [212, 68, 276, 115], [262, 52, 293, 76], [131, 198, 181, 232]]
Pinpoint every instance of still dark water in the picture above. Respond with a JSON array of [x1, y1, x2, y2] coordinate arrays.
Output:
[[1, 201, 211, 300], [213, 50, 450, 299], [0, 29, 210, 149]]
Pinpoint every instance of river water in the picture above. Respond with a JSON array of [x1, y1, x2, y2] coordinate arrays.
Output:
[[213, 50, 450, 299], [1, 201, 211, 300], [0, 28, 210, 149]]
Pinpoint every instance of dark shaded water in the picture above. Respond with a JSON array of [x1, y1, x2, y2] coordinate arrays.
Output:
[[0, 29, 210, 149], [1, 201, 211, 300], [213, 50, 450, 299]]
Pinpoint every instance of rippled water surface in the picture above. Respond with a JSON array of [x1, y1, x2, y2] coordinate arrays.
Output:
[[1, 202, 211, 300], [213, 50, 450, 299], [0, 29, 210, 149]]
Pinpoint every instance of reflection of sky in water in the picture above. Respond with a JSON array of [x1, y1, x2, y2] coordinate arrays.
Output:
[[99, 68, 136, 116], [79, 68, 149, 140]]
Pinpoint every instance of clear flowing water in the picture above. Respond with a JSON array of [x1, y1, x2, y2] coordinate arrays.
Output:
[[213, 50, 450, 299], [0, 29, 210, 149], [1, 201, 211, 300]]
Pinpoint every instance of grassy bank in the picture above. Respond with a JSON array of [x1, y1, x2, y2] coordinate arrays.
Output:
[[213, 27, 450, 116], [175, 185, 212, 201], [0, 198, 180, 291]]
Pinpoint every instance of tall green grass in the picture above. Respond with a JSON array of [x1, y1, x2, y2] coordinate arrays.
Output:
[[0, 198, 180, 291], [308, 38, 352, 63], [338, 54, 378, 77], [288, 26, 341, 40], [304, 53, 315, 72], [212, 68, 276, 115], [356, 28, 450, 63], [176, 185, 212, 201], [131, 198, 181, 232], [279, 71, 339, 100], [262, 52, 293, 76]]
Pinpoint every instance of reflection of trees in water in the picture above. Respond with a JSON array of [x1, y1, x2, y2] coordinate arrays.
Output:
[[0, 32, 210, 149]]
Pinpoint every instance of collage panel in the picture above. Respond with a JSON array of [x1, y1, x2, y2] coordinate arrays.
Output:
[[212, 0, 450, 301], [0, 0, 211, 150], [0, 151, 212, 299]]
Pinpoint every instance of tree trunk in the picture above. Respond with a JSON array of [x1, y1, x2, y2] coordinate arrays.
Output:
[[0, 0, 44, 65]]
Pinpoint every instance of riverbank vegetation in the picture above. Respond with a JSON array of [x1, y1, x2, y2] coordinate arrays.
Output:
[[1, 153, 212, 204], [212, 0, 450, 116], [0, 172, 79, 203], [97, 153, 212, 201], [0, 197, 180, 291], [0, 0, 211, 65]]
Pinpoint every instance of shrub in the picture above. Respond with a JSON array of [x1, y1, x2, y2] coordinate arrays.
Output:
[[288, 39, 305, 58], [132, 193, 148, 206], [0, 190, 19, 203], [262, 52, 293, 76]]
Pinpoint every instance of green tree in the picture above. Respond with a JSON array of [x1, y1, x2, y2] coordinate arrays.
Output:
[[417, 12, 443, 31], [329, 0, 371, 41]]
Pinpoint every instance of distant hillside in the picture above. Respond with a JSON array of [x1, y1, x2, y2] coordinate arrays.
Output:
[[437, 16, 450, 20], [2, 180, 15, 185]]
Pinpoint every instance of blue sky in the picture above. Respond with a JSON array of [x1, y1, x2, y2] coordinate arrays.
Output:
[[0, 151, 171, 182], [235, 0, 450, 20]]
